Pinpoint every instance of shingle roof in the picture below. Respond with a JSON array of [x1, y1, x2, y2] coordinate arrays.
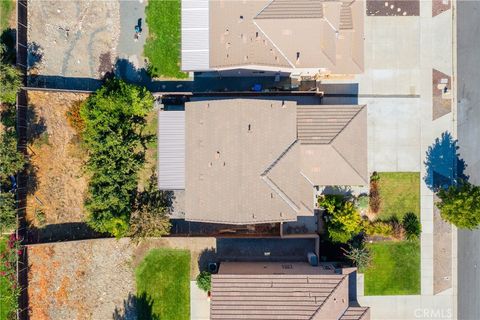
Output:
[[211, 274, 348, 320], [208, 0, 364, 73], [183, 99, 367, 224]]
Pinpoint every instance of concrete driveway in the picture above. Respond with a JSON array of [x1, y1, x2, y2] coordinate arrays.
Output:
[[365, 97, 421, 172]]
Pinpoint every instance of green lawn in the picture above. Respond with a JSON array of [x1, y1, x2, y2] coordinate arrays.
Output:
[[144, 0, 188, 79], [0, 0, 13, 31], [135, 249, 190, 320], [0, 236, 16, 320], [377, 172, 420, 220], [362, 241, 420, 295]]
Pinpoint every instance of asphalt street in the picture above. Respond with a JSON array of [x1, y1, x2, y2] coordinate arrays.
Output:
[[457, 1, 480, 319]]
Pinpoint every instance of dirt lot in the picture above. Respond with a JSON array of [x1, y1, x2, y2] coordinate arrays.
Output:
[[27, 239, 135, 320], [27, 237, 216, 319], [27, 0, 120, 78], [26, 91, 89, 227]]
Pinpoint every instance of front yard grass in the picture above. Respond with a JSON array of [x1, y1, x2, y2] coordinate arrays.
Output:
[[135, 248, 190, 320], [377, 172, 420, 220], [144, 0, 188, 79], [362, 241, 420, 295]]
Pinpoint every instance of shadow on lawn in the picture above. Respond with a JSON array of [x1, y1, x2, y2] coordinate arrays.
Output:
[[424, 131, 469, 192], [113, 292, 159, 320]]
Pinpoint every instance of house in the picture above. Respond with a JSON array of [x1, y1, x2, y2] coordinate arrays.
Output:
[[181, 0, 365, 74], [210, 261, 370, 320], [158, 98, 367, 225]]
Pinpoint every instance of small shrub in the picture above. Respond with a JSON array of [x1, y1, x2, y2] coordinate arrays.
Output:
[[35, 208, 46, 226], [320, 195, 363, 243], [369, 172, 381, 213], [196, 271, 211, 292], [402, 212, 421, 240], [363, 220, 393, 237], [66, 100, 86, 135], [388, 215, 405, 239], [356, 194, 369, 210], [0, 192, 16, 233], [343, 244, 371, 270]]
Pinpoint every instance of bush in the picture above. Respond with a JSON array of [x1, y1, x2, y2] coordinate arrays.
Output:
[[80, 79, 154, 237], [0, 192, 16, 233], [0, 131, 26, 180], [320, 195, 363, 243], [363, 220, 393, 237], [343, 244, 371, 270], [196, 271, 211, 292], [437, 182, 480, 229], [0, 60, 21, 105], [66, 100, 86, 135], [356, 194, 369, 210], [402, 212, 421, 240], [369, 172, 381, 213]]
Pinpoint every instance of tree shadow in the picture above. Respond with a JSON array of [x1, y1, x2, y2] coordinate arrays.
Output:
[[0, 28, 16, 64], [198, 247, 218, 273], [27, 41, 43, 69], [424, 131, 469, 192], [113, 292, 159, 320], [26, 222, 108, 244], [26, 105, 47, 145], [114, 58, 150, 85]]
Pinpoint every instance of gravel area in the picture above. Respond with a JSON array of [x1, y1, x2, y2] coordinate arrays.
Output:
[[27, 239, 135, 320], [27, 0, 120, 78]]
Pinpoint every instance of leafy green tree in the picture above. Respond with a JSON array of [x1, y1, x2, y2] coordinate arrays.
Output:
[[0, 58, 21, 105], [0, 132, 26, 180], [80, 79, 154, 237], [319, 195, 362, 243], [402, 212, 421, 240], [196, 271, 211, 292], [437, 182, 480, 229], [0, 192, 16, 233]]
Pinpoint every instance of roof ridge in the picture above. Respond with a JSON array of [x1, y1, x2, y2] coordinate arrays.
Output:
[[253, 20, 295, 68], [261, 139, 298, 176], [330, 143, 368, 185], [328, 105, 365, 144], [310, 275, 347, 319]]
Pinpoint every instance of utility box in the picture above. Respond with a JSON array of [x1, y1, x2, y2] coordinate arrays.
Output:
[[307, 252, 318, 266]]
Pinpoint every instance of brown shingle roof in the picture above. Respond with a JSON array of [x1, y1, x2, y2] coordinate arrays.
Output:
[[184, 99, 367, 224], [209, 0, 365, 73], [211, 274, 347, 320], [210, 262, 371, 320]]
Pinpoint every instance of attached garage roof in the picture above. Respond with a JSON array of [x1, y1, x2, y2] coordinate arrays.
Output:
[[158, 111, 185, 190]]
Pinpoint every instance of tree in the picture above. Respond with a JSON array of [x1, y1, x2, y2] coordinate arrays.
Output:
[[129, 173, 172, 242], [80, 79, 154, 237], [0, 58, 21, 105], [196, 271, 211, 292], [319, 195, 363, 243], [342, 244, 371, 270], [437, 182, 480, 229], [0, 132, 26, 180], [402, 212, 421, 240], [0, 192, 16, 233]]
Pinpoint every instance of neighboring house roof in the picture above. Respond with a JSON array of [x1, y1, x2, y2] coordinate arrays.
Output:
[[211, 262, 370, 320], [206, 0, 364, 73], [182, 98, 367, 224]]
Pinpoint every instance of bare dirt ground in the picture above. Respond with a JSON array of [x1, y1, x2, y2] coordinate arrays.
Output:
[[26, 91, 89, 227], [27, 0, 120, 78], [27, 238, 135, 320], [27, 237, 216, 319]]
